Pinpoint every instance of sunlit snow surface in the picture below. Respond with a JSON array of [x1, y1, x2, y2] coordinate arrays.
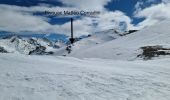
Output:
[[1, 20, 170, 100], [0, 53, 170, 100]]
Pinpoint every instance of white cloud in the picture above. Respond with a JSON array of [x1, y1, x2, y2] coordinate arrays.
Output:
[[53, 11, 135, 36], [134, 0, 161, 14], [0, 4, 79, 35], [0, 2, 135, 37], [162, 0, 170, 3], [58, 0, 111, 11], [135, 3, 170, 29], [59, 17, 94, 36], [95, 11, 134, 31], [134, 1, 144, 14], [0, 4, 77, 13], [0, 4, 94, 36], [0, 7, 53, 33]]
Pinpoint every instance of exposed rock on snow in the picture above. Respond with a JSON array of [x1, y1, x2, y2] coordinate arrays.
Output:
[[0, 46, 8, 53], [138, 45, 170, 60]]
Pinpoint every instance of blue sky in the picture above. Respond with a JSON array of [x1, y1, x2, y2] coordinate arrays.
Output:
[[0, 0, 170, 38]]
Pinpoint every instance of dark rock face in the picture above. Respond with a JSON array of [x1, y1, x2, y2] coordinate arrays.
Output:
[[138, 45, 170, 60], [128, 30, 138, 34], [120, 30, 138, 36], [66, 45, 72, 54], [10, 36, 20, 43], [28, 46, 53, 55], [42, 38, 53, 47], [28, 38, 37, 45], [0, 47, 8, 53]]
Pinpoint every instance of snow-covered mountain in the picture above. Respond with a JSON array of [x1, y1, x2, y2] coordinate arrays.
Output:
[[68, 20, 170, 60], [0, 36, 66, 55], [55, 29, 133, 56], [1, 20, 170, 60], [0, 28, 138, 57]]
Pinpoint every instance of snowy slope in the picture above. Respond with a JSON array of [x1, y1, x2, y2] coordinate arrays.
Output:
[[55, 29, 123, 56], [0, 53, 170, 100], [70, 29, 120, 54], [70, 20, 170, 60]]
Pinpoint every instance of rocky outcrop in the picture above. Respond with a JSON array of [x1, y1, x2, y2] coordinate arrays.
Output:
[[0, 46, 8, 53], [138, 45, 170, 60]]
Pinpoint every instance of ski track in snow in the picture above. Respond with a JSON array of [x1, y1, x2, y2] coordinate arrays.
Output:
[[0, 54, 170, 100]]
